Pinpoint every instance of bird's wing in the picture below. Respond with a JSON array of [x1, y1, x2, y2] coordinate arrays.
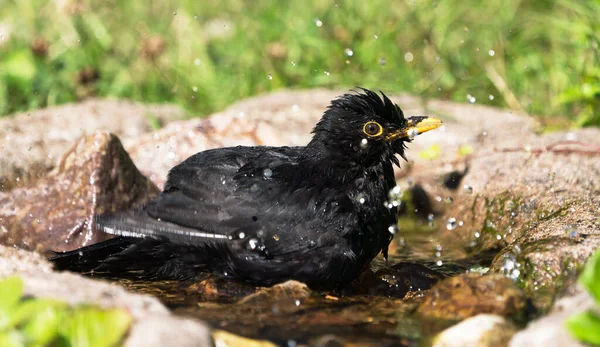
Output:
[[97, 146, 357, 257]]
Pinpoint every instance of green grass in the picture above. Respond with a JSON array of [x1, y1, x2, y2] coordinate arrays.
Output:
[[0, 0, 599, 126]]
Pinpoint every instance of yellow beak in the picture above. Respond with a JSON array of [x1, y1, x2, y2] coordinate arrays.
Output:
[[386, 116, 443, 141]]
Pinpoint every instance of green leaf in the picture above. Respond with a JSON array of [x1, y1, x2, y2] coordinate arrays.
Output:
[[580, 249, 600, 303], [566, 311, 600, 345], [9, 298, 66, 331], [0, 331, 24, 347], [59, 307, 132, 347], [21, 303, 65, 346], [0, 277, 23, 310]]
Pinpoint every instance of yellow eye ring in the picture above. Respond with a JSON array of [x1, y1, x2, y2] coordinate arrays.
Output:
[[363, 121, 383, 137]]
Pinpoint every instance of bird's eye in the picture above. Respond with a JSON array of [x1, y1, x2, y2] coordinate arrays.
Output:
[[363, 121, 383, 137]]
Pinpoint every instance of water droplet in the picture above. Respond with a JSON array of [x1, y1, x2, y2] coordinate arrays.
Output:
[[427, 213, 434, 221], [356, 194, 366, 204], [360, 138, 368, 149], [404, 52, 414, 62], [407, 127, 419, 139], [436, 260, 443, 266], [194, 15, 198, 20], [388, 186, 403, 206], [374, 34, 379, 39], [489, 94, 494, 100], [324, 71, 330, 76], [248, 238, 259, 250], [314, 19, 323, 27], [378, 57, 387, 66], [238, 232, 246, 239], [267, 74, 273, 80], [388, 225, 399, 235], [564, 225, 579, 238], [295, 299, 301, 306], [463, 185, 473, 194], [467, 94, 476, 104], [192, 86, 198, 92], [273, 234, 280, 241], [263, 168, 273, 178], [446, 217, 457, 230], [488, 49, 495, 56], [500, 252, 521, 280], [173, 11, 177, 16], [345, 48, 354, 56], [291, 61, 296, 66], [194, 58, 201, 66]]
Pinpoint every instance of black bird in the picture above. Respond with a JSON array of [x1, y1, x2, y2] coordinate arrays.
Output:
[[51, 88, 442, 289]]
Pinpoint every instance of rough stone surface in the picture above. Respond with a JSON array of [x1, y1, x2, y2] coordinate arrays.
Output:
[[0, 131, 159, 252], [126, 316, 212, 347], [238, 280, 311, 304], [412, 129, 600, 310], [433, 314, 518, 347], [417, 273, 527, 321], [510, 286, 592, 347], [0, 99, 184, 190], [0, 244, 212, 347]]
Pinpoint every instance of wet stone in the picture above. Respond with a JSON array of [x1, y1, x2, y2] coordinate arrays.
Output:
[[0, 131, 159, 252], [433, 314, 518, 347], [238, 280, 311, 305], [354, 262, 445, 298], [417, 273, 527, 323], [184, 276, 258, 303]]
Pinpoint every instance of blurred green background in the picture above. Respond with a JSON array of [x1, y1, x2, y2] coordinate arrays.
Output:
[[0, 0, 598, 127]]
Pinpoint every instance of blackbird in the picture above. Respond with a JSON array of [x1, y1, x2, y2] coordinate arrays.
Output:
[[51, 88, 442, 289]]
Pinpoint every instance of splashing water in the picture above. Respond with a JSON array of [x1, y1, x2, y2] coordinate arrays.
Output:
[[446, 218, 457, 230]]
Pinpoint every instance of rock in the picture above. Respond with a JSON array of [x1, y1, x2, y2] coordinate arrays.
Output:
[[0, 99, 184, 190], [0, 244, 212, 347], [185, 276, 258, 303], [238, 280, 311, 305], [509, 286, 592, 347], [127, 316, 212, 347], [433, 314, 518, 347], [417, 273, 527, 322], [354, 262, 445, 298], [211, 330, 277, 347], [0, 131, 159, 252], [422, 130, 600, 311]]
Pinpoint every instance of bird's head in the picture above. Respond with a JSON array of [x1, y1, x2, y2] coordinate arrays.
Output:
[[309, 88, 443, 166]]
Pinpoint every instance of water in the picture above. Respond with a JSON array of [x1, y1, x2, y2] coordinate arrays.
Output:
[[105, 214, 490, 346]]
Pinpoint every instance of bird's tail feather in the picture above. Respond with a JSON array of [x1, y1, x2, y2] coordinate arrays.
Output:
[[50, 211, 223, 280], [50, 236, 135, 274]]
